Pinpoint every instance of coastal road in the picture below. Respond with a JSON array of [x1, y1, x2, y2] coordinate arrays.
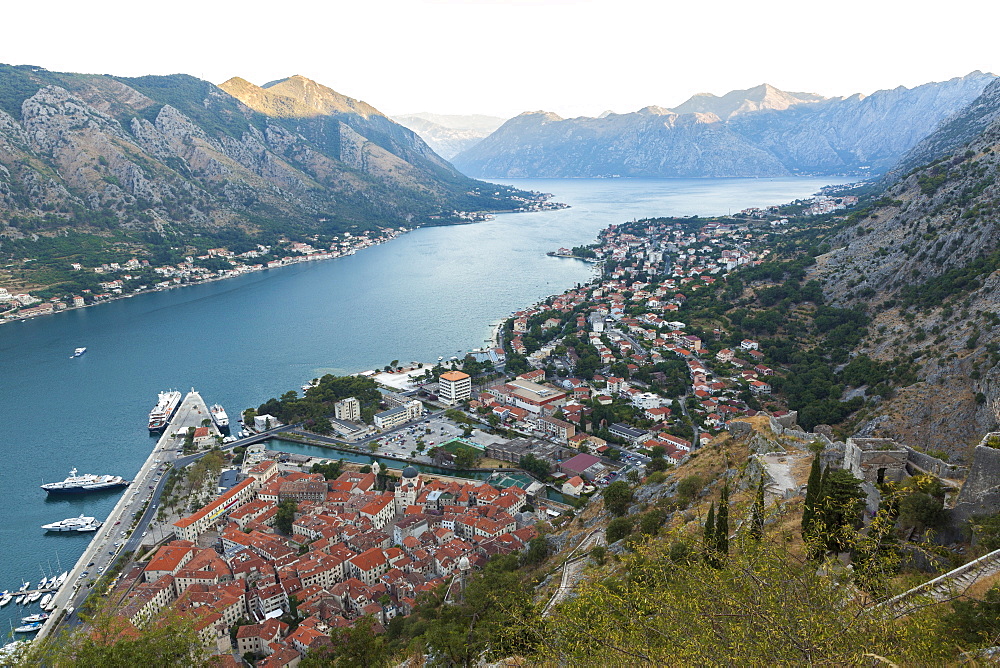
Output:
[[123, 424, 300, 552]]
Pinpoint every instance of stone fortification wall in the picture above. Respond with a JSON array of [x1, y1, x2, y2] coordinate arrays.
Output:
[[903, 446, 965, 479], [773, 411, 799, 429], [953, 440, 1000, 523], [768, 414, 832, 445]]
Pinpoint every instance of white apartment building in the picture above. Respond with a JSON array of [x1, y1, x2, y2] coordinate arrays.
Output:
[[439, 370, 472, 405]]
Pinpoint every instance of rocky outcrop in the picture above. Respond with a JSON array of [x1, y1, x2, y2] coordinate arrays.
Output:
[[0, 65, 530, 237], [453, 73, 995, 178]]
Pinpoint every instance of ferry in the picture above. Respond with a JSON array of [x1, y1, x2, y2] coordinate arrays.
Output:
[[210, 404, 230, 431], [70, 347, 86, 358], [41, 469, 129, 495], [148, 390, 181, 432]]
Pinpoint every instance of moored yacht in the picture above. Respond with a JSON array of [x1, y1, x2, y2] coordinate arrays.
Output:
[[41, 515, 102, 532], [41, 469, 129, 495], [210, 404, 230, 431]]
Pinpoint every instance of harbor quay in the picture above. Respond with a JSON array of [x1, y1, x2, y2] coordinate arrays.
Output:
[[37, 390, 220, 642]]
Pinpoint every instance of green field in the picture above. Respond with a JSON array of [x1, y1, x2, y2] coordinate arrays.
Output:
[[440, 437, 485, 455]]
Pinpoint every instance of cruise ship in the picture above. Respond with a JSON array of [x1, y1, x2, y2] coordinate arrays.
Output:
[[41, 514, 103, 532], [210, 404, 230, 431], [40, 468, 129, 495], [148, 390, 181, 432]]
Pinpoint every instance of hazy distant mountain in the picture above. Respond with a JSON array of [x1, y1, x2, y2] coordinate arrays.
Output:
[[0, 66, 530, 241], [393, 112, 506, 159], [670, 83, 826, 119], [453, 73, 996, 178], [887, 77, 1000, 181]]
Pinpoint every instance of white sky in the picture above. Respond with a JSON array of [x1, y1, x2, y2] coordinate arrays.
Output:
[[4, 0, 999, 119]]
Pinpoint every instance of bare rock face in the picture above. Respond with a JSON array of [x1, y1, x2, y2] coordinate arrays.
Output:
[[453, 73, 996, 178], [0, 65, 528, 236]]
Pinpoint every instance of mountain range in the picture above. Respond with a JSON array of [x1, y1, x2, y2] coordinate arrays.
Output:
[[391, 113, 506, 160], [452, 74, 997, 178], [0, 66, 531, 244]]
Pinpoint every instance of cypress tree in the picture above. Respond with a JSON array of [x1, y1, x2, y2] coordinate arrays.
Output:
[[815, 468, 866, 553], [749, 476, 765, 542], [704, 502, 716, 551], [801, 454, 823, 537], [716, 483, 730, 556]]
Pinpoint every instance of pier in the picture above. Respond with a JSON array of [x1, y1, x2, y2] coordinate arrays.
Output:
[[35, 390, 220, 643]]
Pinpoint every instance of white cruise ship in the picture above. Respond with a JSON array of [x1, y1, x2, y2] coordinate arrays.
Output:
[[148, 390, 181, 432], [41, 515, 102, 532]]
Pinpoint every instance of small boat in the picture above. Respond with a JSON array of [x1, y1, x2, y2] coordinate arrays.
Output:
[[56, 571, 68, 586], [17, 582, 28, 593], [21, 613, 48, 624], [14, 595, 25, 605], [25, 591, 41, 603], [37, 577, 48, 589], [13, 622, 41, 634], [0, 593, 11, 607], [39, 594, 52, 610], [70, 347, 86, 358]]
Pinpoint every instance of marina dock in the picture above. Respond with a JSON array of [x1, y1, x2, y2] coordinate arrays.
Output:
[[34, 390, 217, 643]]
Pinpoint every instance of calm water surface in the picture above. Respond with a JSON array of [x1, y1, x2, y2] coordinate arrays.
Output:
[[0, 176, 843, 629]]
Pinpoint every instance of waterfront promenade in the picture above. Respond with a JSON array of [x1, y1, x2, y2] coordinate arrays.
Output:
[[36, 391, 218, 642]]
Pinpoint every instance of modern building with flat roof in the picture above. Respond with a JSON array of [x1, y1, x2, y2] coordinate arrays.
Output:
[[374, 400, 423, 430], [439, 370, 472, 405], [334, 396, 361, 422]]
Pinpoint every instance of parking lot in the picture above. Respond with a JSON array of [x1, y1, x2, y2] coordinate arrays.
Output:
[[372, 414, 468, 461], [595, 450, 648, 486]]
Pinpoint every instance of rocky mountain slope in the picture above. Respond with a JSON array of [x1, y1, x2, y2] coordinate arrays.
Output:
[[886, 78, 1000, 181], [392, 112, 506, 159], [810, 78, 1000, 455], [453, 73, 995, 178], [0, 65, 529, 241]]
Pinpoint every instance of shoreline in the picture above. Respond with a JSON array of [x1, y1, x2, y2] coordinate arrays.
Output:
[[0, 199, 573, 329], [0, 236, 396, 328]]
